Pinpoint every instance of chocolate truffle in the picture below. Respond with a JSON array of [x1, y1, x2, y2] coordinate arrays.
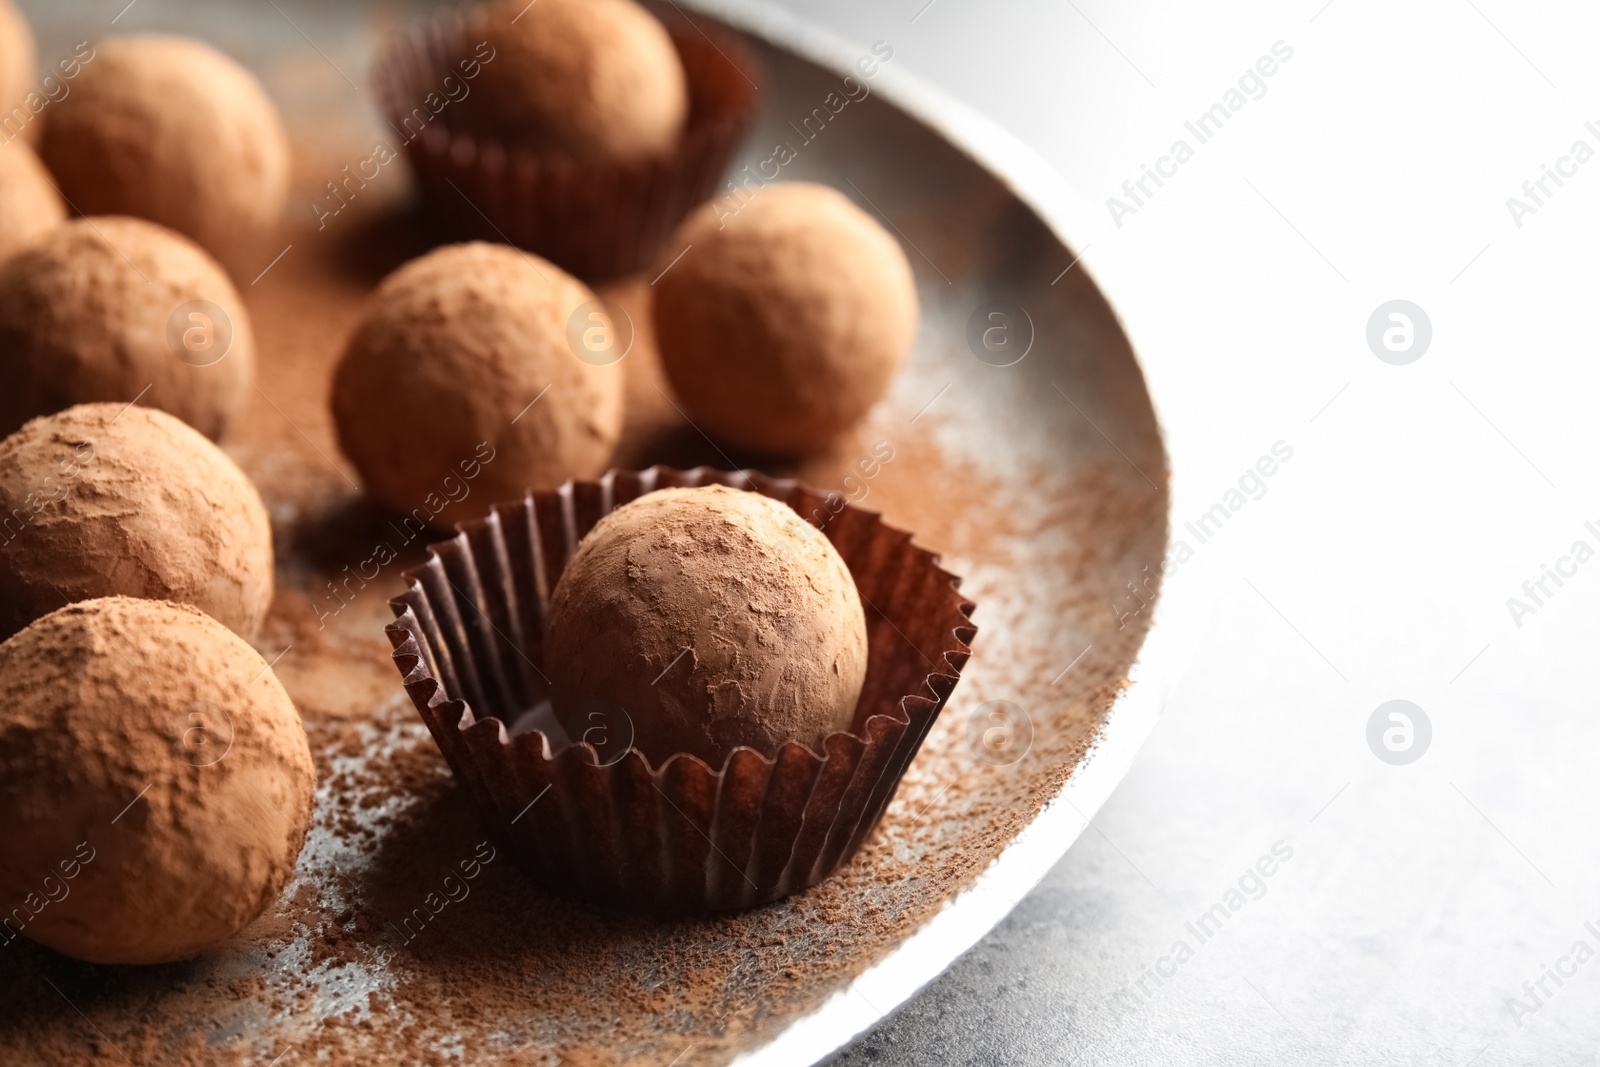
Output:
[[544, 485, 869, 768], [0, 597, 315, 965], [0, 216, 254, 440], [654, 182, 919, 454], [332, 242, 623, 528], [451, 0, 688, 161], [39, 35, 289, 265], [0, 1, 35, 140], [0, 404, 273, 641], [0, 141, 63, 261]]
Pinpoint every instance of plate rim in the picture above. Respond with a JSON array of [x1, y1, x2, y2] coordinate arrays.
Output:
[[654, 3, 1198, 1064]]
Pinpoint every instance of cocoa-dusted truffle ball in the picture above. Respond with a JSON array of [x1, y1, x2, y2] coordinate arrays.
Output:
[[333, 242, 623, 528], [0, 1, 35, 138], [0, 216, 254, 440], [451, 0, 688, 161], [545, 485, 869, 768], [0, 142, 63, 261], [39, 35, 289, 264], [0, 597, 315, 965], [0, 404, 273, 641], [654, 182, 919, 454]]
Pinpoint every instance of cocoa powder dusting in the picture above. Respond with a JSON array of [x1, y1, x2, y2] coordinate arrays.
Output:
[[652, 182, 918, 454], [0, 403, 273, 642], [452, 0, 689, 162], [0, 597, 315, 967], [0, 89, 1166, 1067], [546, 483, 869, 768]]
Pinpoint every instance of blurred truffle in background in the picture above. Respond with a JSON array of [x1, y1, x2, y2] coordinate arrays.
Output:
[[39, 35, 289, 273], [0, 0, 36, 141], [0, 141, 63, 261], [448, 0, 688, 162]]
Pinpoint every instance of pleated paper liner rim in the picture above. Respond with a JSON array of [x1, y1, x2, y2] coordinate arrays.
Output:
[[371, 4, 761, 281], [384, 466, 976, 914]]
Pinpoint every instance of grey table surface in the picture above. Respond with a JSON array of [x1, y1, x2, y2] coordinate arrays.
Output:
[[774, 1, 1600, 1065]]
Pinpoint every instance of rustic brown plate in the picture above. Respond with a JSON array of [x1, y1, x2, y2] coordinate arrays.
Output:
[[0, 2, 1169, 1065]]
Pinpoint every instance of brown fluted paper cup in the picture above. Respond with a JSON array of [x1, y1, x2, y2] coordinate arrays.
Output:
[[384, 467, 976, 914], [372, 6, 760, 281]]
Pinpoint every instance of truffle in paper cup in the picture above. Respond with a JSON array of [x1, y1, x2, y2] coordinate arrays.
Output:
[[385, 467, 976, 914], [372, 6, 760, 281]]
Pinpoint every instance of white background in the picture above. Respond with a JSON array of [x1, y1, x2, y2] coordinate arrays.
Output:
[[764, 1, 1600, 1064]]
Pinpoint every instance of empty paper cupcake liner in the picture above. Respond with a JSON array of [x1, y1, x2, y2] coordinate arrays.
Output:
[[372, 6, 760, 281], [385, 466, 976, 914]]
